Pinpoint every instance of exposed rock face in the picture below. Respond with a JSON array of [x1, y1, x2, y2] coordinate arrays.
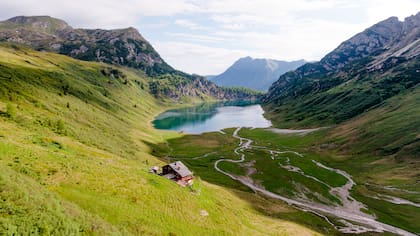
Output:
[[321, 14, 419, 71], [209, 57, 305, 91], [186, 77, 261, 100], [149, 75, 261, 101], [4, 15, 72, 33], [0, 16, 174, 76], [263, 12, 420, 125]]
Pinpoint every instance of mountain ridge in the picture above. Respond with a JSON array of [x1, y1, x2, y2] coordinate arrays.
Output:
[[263, 12, 420, 159], [0, 15, 174, 76], [264, 12, 419, 118], [0, 16, 261, 101], [208, 57, 305, 91]]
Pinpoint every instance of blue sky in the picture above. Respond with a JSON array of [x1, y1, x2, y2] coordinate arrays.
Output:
[[1, 0, 419, 75]]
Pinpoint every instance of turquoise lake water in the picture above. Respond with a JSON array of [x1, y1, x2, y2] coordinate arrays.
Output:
[[153, 101, 272, 134]]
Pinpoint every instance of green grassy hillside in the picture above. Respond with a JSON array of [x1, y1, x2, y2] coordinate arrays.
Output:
[[313, 88, 420, 232], [263, 13, 419, 133], [259, 15, 420, 232], [330, 86, 420, 159], [264, 58, 419, 128], [0, 44, 320, 235]]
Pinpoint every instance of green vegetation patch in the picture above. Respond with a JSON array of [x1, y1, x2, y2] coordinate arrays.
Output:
[[0, 44, 322, 235]]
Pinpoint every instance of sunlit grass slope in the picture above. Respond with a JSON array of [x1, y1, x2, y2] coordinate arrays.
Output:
[[330, 86, 420, 160], [0, 44, 320, 235]]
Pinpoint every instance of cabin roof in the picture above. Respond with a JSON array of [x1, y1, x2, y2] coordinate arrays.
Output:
[[167, 161, 193, 177]]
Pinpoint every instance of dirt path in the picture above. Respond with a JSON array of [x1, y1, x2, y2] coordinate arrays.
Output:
[[214, 127, 416, 236]]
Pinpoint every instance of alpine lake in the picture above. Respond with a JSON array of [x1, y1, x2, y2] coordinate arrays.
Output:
[[153, 101, 272, 134]]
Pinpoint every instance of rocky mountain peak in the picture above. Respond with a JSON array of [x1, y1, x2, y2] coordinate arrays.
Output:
[[320, 12, 420, 71], [4, 15, 72, 33], [114, 27, 145, 41], [368, 16, 402, 37], [0, 15, 174, 76], [237, 56, 253, 63], [402, 12, 420, 35], [264, 12, 419, 122], [209, 57, 306, 91], [404, 12, 420, 25]]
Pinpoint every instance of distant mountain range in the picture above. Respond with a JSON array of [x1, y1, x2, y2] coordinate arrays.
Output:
[[208, 57, 306, 91], [0, 16, 260, 101]]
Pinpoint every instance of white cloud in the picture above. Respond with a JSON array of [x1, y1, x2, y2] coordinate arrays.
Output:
[[166, 32, 232, 44], [174, 19, 206, 30], [169, 0, 419, 74], [364, 0, 420, 22], [154, 41, 249, 75], [212, 19, 363, 60], [201, 0, 340, 16], [0, 0, 198, 28]]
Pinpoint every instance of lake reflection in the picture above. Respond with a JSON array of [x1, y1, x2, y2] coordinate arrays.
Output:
[[153, 101, 272, 134]]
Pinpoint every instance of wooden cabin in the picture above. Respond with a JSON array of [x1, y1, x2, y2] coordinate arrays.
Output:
[[161, 161, 194, 186]]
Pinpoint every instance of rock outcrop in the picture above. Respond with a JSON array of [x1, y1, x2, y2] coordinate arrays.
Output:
[[0, 16, 174, 76], [263, 12, 420, 125], [0, 16, 261, 101]]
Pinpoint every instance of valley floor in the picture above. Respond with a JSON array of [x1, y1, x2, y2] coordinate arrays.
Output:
[[216, 128, 417, 235], [153, 127, 420, 235]]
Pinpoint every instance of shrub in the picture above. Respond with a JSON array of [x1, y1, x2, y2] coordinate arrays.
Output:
[[56, 120, 66, 135], [6, 103, 16, 118]]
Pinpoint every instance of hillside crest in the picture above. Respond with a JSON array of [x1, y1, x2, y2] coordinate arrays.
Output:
[[209, 56, 305, 91], [0, 15, 173, 76]]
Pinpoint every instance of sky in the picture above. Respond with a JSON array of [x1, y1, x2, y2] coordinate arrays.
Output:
[[0, 1, 419, 75]]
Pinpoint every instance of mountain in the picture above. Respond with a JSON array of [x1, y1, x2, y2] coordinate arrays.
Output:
[[148, 74, 262, 101], [0, 16, 175, 76], [0, 16, 260, 101], [263, 12, 420, 159], [259, 15, 419, 233], [1, 14, 418, 235], [208, 57, 305, 91], [264, 12, 419, 125]]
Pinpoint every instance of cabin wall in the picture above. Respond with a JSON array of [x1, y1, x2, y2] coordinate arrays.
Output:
[[180, 176, 193, 181], [162, 166, 173, 175]]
